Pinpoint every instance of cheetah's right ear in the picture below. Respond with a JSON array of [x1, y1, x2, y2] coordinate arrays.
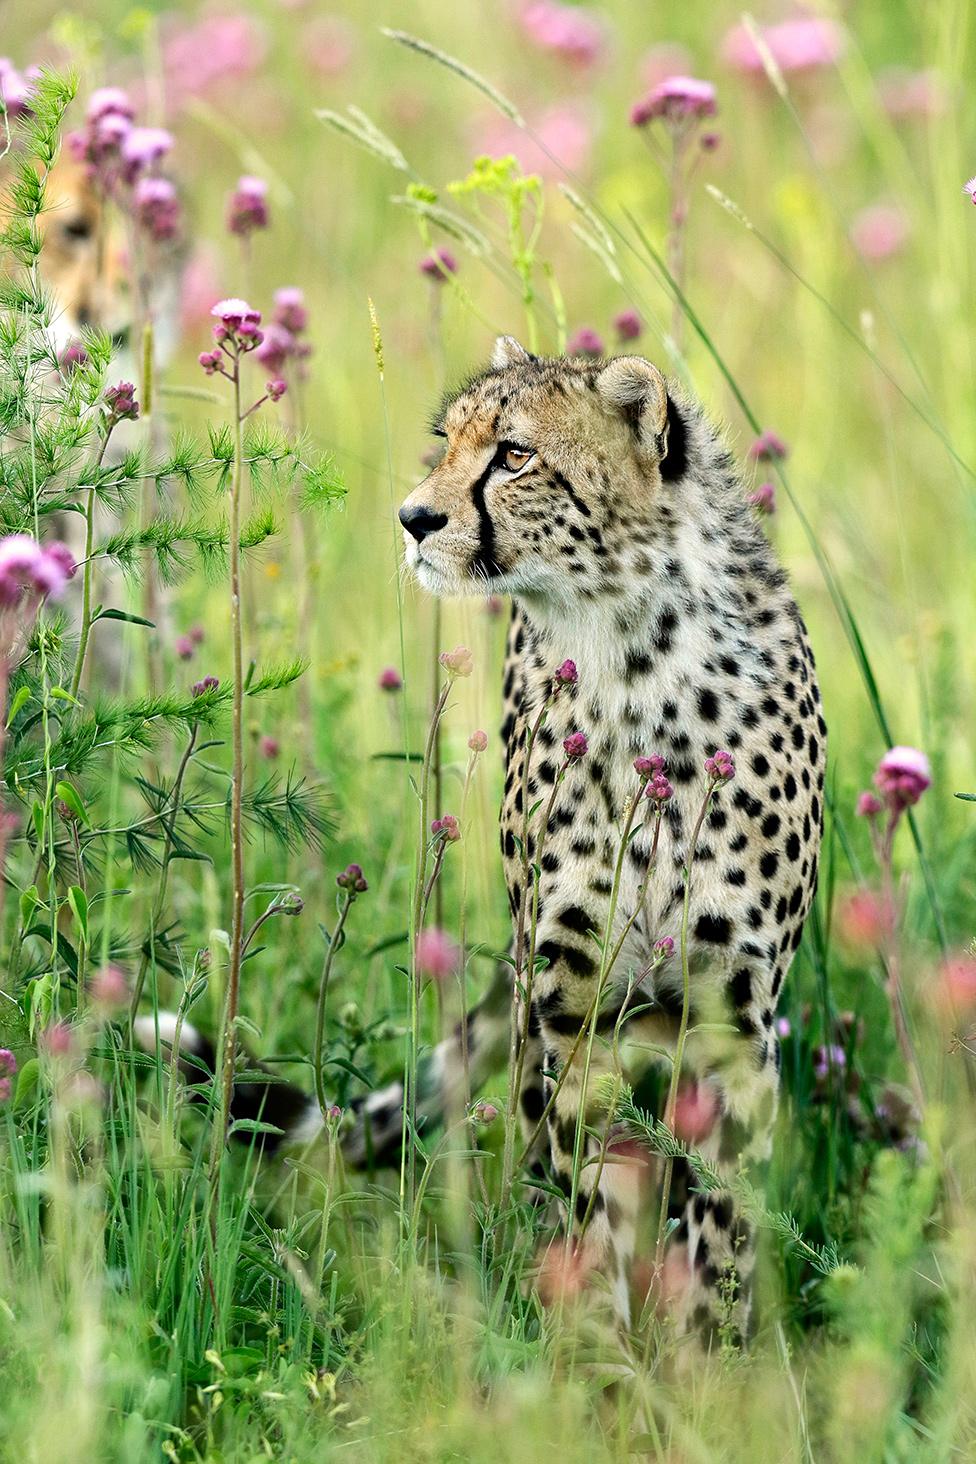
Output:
[[595, 356, 669, 458], [491, 335, 532, 369]]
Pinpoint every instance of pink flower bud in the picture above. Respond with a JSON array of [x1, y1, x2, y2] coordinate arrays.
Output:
[[415, 927, 460, 980], [563, 731, 588, 760], [704, 749, 735, 782], [438, 645, 473, 678], [378, 666, 403, 692], [553, 659, 578, 687], [468, 729, 488, 752]]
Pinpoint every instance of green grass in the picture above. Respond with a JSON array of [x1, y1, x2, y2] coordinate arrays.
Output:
[[2, 1, 976, 1458]]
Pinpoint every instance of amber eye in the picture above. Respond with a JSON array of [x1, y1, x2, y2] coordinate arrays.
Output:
[[501, 445, 533, 473]]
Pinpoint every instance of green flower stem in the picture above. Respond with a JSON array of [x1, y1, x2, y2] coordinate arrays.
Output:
[[314, 892, 354, 1118]]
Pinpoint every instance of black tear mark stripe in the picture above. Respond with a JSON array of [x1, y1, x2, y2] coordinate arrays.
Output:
[[471, 459, 502, 578], [552, 469, 592, 519], [659, 397, 687, 482]]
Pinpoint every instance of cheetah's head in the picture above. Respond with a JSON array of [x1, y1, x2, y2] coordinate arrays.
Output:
[[398, 336, 686, 606]]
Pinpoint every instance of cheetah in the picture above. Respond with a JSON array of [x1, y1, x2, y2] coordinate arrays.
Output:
[[142, 337, 825, 1347]]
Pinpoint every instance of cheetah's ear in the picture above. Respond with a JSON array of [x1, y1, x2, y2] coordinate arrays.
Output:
[[491, 335, 532, 369], [595, 356, 669, 458]]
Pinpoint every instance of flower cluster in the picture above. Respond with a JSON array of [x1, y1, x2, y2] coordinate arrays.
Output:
[[199, 300, 265, 375], [630, 75, 717, 129], [104, 381, 139, 424], [415, 926, 460, 980], [255, 288, 313, 381], [468, 729, 488, 753], [0, 58, 36, 118], [553, 658, 578, 689], [0, 535, 76, 609], [614, 308, 642, 342], [378, 666, 403, 692], [748, 430, 789, 462], [227, 175, 269, 237], [67, 88, 181, 243], [336, 862, 368, 894], [749, 482, 776, 515], [654, 935, 675, 960], [431, 813, 460, 842], [567, 327, 604, 359], [439, 645, 473, 678], [191, 675, 219, 697], [636, 753, 673, 804], [704, 748, 736, 782], [722, 16, 844, 75]]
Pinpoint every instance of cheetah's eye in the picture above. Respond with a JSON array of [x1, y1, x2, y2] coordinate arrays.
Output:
[[498, 444, 534, 473]]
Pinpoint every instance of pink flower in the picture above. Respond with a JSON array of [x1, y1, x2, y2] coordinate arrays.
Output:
[[175, 635, 194, 661], [704, 749, 735, 782], [931, 954, 976, 1015], [813, 1044, 846, 1081], [133, 176, 181, 242], [227, 175, 269, 236], [470, 1100, 500, 1124], [673, 1080, 719, 1143], [722, 16, 845, 75], [0, 535, 75, 607], [775, 1016, 791, 1038], [378, 666, 403, 692], [563, 731, 588, 760], [266, 379, 287, 403], [873, 746, 931, 811], [91, 964, 129, 1009], [419, 248, 458, 282], [567, 327, 604, 358], [87, 86, 134, 122], [303, 16, 356, 75], [474, 102, 593, 179], [198, 350, 223, 376], [645, 772, 673, 803], [41, 1021, 75, 1058], [654, 936, 675, 960], [59, 340, 89, 374], [748, 430, 789, 462], [254, 324, 296, 375], [273, 287, 308, 334], [836, 889, 890, 950], [189, 624, 205, 646], [468, 729, 488, 752], [415, 927, 460, 980], [554, 659, 578, 687], [749, 482, 776, 515], [878, 67, 945, 120], [518, 1, 607, 67], [259, 735, 279, 758], [0, 1045, 16, 1101], [439, 645, 473, 678], [484, 595, 504, 617], [856, 790, 883, 818], [212, 298, 261, 330], [851, 203, 909, 261], [613, 309, 642, 342], [431, 813, 461, 842], [120, 126, 174, 181], [161, 14, 268, 108], [964, 178, 976, 206], [634, 754, 665, 777], [0, 59, 35, 117], [630, 75, 717, 128], [191, 675, 219, 697]]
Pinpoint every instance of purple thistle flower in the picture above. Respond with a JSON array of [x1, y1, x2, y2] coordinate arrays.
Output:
[[120, 126, 174, 182], [634, 754, 665, 777], [563, 731, 588, 760], [704, 748, 735, 782], [198, 350, 222, 376], [419, 248, 458, 282], [613, 308, 642, 342], [254, 323, 295, 375], [553, 658, 578, 687], [378, 666, 403, 692], [58, 340, 89, 374], [748, 430, 789, 463], [645, 772, 674, 803], [87, 87, 134, 122], [873, 746, 931, 811], [0, 535, 76, 607], [630, 75, 717, 128], [749, 482, 776, 515], [266, 378, 287, 403], [856, 790, 883, 818], [431, 813, 461, 842], [654, 936, 675, 960], [191, 675, 219, 697], [133, 176, 181, 242], [273, 286, 308, 334], [227, 175, 269, 236], [567, 326, 604, 358], [965, 178, 976, 205], [211, 298, 261, 330]]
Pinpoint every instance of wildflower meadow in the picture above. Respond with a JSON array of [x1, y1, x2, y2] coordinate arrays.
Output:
[[1, 2, 975, 1460]]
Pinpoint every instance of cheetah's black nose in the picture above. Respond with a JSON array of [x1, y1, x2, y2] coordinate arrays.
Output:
[[399, 504, 448, 543]]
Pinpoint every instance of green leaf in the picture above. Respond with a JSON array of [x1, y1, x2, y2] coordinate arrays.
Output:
[[93, 607, 156, 627], [229, 1118, 286, 1138], [19, 885, 39, 928], [48, 686, 81, 705], [67, 885, 89, 944], [54, 781, 90, 827], [6, 685, 31, 726], [14, 1058, 40, 1109]]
